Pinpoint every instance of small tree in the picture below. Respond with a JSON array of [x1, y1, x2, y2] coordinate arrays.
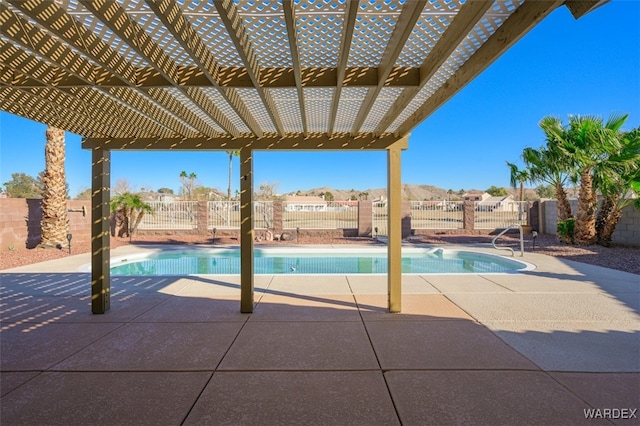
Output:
[[536, 117, 578, 220], [535, 184, 555, 199], [447, 189, 453, 200], [559, 114, 629, 245], [594, 127, 640, 246], [486, 186, 508, 197], [506, 162, 530, 202], [75, 187, 92, 200], [113, 178, 135, 196], [3, 172, 42, 198], [324, 191, 334, 201], [179, 171, 199, 200], [257, 181, 280, 200], [110, 192, 153, 240]]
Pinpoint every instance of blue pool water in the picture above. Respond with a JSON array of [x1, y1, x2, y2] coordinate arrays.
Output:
[[108, 248, 532, 275]]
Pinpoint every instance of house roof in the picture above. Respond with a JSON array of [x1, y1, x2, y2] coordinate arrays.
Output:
[[481, 195, 513, 203], [0, 0, 600, 152]]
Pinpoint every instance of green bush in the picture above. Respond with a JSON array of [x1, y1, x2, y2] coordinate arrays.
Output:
[[557, 218, 575, 243]]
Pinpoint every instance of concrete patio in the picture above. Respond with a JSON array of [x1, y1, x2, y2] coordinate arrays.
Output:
[[1, 244, 638, 425]]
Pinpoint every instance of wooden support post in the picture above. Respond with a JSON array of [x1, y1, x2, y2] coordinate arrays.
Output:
[[387, 140, 404, 313], [240, 148, 254, 313], [91, 149, 110, 314]]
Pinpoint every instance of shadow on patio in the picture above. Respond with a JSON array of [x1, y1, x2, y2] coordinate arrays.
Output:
[[1, 271, 638, 425]]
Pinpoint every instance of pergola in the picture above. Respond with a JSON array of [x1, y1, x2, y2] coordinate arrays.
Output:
[[0, 0, 605, 314]]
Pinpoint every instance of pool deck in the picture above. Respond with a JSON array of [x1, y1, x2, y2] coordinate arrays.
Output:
[[1, 244, 639, 425]]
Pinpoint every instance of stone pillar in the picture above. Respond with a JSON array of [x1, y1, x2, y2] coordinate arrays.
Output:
[[358, 200, 372, 236], [197, 200, 208, 235], [402, 200, 412, 238], [529, 200, 539, 231], [463, 200, 475, 232], [273, 200, 283, 235]]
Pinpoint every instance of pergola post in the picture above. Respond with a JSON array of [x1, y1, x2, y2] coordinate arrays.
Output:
[[91, 148, 111, 314], [240, 148, 254, 313], [387, 137, 407, 313]]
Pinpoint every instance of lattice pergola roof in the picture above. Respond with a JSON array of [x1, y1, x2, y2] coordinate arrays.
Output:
[[1, 0, 605, 150]]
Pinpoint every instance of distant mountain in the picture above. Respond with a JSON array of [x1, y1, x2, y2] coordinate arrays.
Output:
[[288, 184, 468, 201], [286, 184, 540, 201]]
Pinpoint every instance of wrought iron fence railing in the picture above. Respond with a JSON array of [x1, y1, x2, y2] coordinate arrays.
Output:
[[410, 201, 463, 230], [474, 201, 529, 229], [138, 201, 198, 230], [282, 201, 357, 229], [207, 201, 273, 229], [136, 200, 531, 233]]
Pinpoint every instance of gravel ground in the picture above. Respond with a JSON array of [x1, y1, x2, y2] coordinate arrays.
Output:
[[1, 233, 638, 275]]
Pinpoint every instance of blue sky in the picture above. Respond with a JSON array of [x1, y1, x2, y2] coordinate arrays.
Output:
[[1, 0, 638, 198]]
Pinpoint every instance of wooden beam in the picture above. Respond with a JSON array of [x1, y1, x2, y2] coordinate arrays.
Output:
[[328, 0, 359, 135], [0, 45, 163, 137], [214, 0, 285, 135], [394, 0, 564, 136], [239, 148, 254, 313], [0, 87, 104, 137], [1, 64, 420, 89], [144, 0, 263, 137], [4, 1, 136, 82], [565, 0, 609, 19], [3, 62, 420, 89], [283, 0, 307, 135], [374, 0, 494, 135], [79, 0, 236, 138], [82, 133, 407, 151], [0, 86, 115, 136], [350, 0, 427, 135], [91, 149, 111, 314], [4, 1, 192, 137]]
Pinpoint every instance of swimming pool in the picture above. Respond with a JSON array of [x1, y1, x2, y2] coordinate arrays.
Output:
[[104, 247, 534, 275]]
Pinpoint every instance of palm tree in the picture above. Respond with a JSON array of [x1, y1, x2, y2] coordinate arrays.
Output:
[[535, 116, 577, 226], [40, 126, 69, 248], [594, 127, 640, 246], [507, 162, 530, 223], [560, 114, 629, 245], [179, 171, 197, 200], [226, 151, 239, 200], [506, 162, 529, 202], [110, 192, 153, 240]]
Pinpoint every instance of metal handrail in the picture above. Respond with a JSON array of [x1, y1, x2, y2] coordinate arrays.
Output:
[[492, 224, 524, 257]]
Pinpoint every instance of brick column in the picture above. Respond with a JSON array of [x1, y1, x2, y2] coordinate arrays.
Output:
[[402, 200, 411, 238], [529, 200, 539, 231], [197, 201, 208, 235], [273, 200, 283, 234], [358, 200, 372, 236], [463, 200, 475, 231]]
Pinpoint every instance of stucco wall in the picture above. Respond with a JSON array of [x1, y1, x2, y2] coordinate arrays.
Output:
[[541, 199, 639, 246]]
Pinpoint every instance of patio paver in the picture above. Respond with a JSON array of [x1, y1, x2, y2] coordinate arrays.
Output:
[[385, 370, 608, 425], [184, 371, 400, 426], [0, 372, 211, 426]]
